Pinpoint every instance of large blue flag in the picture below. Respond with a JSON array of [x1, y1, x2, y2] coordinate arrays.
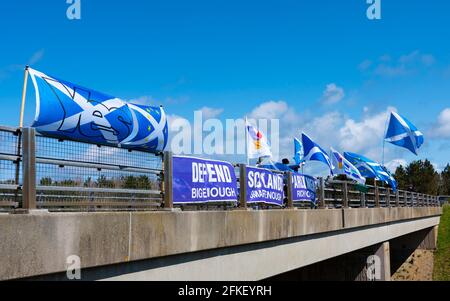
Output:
[[344, 152, 397, 191], [301, 133, 334, 175], [28, 68, 168, 153], [385, 112, 424, 155]]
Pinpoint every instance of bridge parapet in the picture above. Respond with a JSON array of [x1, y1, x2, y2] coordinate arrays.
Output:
[[0, 206, 442, 280]]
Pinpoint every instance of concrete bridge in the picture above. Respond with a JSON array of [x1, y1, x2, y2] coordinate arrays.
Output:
[[0, 206, 441, 281]]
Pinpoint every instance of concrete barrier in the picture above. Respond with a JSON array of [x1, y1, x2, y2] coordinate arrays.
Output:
[[0, 207, 442, 280]]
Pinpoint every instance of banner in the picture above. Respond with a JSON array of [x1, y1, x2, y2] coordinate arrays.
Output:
[[28, 68, 168, 153], [246, 166, 284, 206], [172, 156, 238, 204], [291, 173, 317, 203]]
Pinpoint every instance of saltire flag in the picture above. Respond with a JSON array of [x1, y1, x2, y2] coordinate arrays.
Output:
[[344, 152, 397, 191], [381, 165, 398, 192], [28, 68, 168, 153], [293, 137, 305, 166], [246, 120, 272, 159], [258, 159, 295, 172], [301, 133, 334, 175], [330, 147, 366, 185], [385, 112, 424, 155]]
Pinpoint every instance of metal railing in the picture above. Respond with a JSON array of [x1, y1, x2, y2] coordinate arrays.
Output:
[[0, 127, 163, 212], [0, 126, 441, 212]]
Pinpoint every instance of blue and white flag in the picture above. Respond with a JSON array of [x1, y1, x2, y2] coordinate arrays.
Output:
[[293, 137, 304, 166], [28, 68, 168, 153], [330, 148, 366, 185], [385, 112, 424, 155], [301, 133, 334, 175], [344, 152, 397, 190]]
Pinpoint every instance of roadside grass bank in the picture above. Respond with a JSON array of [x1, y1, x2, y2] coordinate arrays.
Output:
[[433, 204, 450, 281]]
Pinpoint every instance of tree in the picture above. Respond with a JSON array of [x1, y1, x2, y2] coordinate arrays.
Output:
[[394, 160, 440, 195], [394, 166, 408, 191], [440, 164, 450, 195], [96, 175, 115, 188], [40, 177, 52, 186]]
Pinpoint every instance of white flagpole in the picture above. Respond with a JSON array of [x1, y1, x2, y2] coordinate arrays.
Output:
[[19, 65, 30, 128], [382, 112, 390, 166], [245, 116, 250, 166]]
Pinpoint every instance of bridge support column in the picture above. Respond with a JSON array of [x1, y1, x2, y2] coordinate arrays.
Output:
[[374, 241, 391, 281]]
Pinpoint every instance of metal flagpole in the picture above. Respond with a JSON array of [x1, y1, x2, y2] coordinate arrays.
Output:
[[19, 65, 30, 128], [245, 116, 250, 166], [382, 112, 391, 166]]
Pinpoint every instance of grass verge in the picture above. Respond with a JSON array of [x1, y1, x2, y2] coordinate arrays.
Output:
[[433, 204, 450, 281]]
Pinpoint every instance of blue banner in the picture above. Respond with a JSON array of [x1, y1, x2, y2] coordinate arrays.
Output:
[[172, 156, 238, 204], [28, 68, 168, 153], [246, 167, 285, 206], [291, 173, 317, 203]]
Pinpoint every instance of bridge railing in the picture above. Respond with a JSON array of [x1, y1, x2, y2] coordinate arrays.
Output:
[[320, 179, 440, 208], [0, 126, 441, 212], [0, 127, 164, 212]]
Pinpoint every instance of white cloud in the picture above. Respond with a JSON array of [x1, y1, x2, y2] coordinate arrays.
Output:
[[339, 107, 395, 159], [385, 159, 407, 173], [249, 101, 289, 120], [321, 83, 345, 105], [430, 108, 450, 139], [361, 50, 435, 77], [198, 106, 224, 119]]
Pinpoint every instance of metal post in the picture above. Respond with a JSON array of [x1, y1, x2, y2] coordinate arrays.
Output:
[[239, 164, 247, 209], [286, 172, 294, 209], [360, 191, 366, 208], [395, 190, 400, 207], [22, 128, 36, 210], [386, 188, 391, 208], [318, 177, 325, 208], [404, 191, 408, 207], [342, 182, 349, 208], [374, 181, 380, 208], [163, 151, 173, 209]]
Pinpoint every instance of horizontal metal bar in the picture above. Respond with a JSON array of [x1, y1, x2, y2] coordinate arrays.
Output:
[[0, 126, 20, 133], [0, 184, 20, 190], [0, 154, 20, 162], [35, 157, 162, 174], [0, 201, 19, 207], [36, 194, 162, 201], [36, 185, 161, 195], [37, 202, 161, 207]]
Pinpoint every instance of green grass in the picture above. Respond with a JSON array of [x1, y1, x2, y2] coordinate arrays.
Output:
[[433, 204, 450, 281]]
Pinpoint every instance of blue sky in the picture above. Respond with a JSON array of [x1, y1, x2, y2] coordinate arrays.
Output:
[[0, 0, 449, 173]]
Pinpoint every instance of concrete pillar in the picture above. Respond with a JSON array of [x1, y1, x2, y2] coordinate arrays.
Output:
[[374, 241, 391, 281], [418, 225, 439, 250]]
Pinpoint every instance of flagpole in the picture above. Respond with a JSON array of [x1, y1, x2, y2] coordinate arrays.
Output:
[[245, 116, 250, 166], [19, 65, 30, 128], [381, 112, 390, 166]]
